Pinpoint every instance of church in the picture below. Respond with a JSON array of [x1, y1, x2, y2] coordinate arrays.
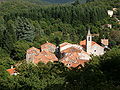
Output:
[[80, 30, 106, 56]]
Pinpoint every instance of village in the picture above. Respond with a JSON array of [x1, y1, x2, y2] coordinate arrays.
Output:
[[6, 29, 109, 75], [1, 0, 119, 89], [6, 8, 119, 75]]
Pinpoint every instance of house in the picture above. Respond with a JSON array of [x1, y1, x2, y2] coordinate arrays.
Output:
[[113, 8, 118, 12], [61, 52, 89, 68], [6, 66, 18, 75], [102, 24, 112, 29], [59, 41, 90, 68], [32, 51, 58, 64], [59, 44, 90, 68], [61, 47, 90, 60], [26, 47, 40, 63], [107, 10, 114, 17], [60, 42, 83, 52], [26, 47, 58, 64], [41, 42, 56, 53]]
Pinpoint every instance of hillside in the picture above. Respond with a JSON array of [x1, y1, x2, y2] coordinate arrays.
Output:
[[0, 0, 120, 89], [43, 0, 74, 3], [41, 0, 87, 4], [0, 0, 87, 4], [21, 0, 49, 4], [0, 0, 74, 4], [0, 0, 49, 4]]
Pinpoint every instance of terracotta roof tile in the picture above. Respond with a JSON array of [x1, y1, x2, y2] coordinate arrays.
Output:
[[80, 40, 104, 48], [6, 68, 17, 75], [60, 42, 72, 48], [61, 47, 82, 53], [60, 42, 83, 52], [61, 58, 88, 68], [61, 51, 90, 68], [80, 40, 86, 46], [27, 47, 40, 55], [33, 51, 58, 64], [41, 42, 56, 53], [27, 47, 40, 52]]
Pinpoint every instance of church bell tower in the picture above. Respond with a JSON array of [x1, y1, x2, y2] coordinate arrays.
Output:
[[86, 29, 92, 54]]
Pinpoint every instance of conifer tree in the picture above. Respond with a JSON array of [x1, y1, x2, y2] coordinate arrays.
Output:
[[16, 17, 35, 42]]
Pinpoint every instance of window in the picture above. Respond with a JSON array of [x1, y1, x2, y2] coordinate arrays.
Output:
[[88, 37, 90, 41], [66, 64, 71, 67]]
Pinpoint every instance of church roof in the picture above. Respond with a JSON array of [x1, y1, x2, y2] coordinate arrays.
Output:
[[80, 40, 104, 48]]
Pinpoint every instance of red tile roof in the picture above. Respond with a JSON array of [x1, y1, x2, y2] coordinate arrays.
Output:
[[60, 42, 71, 48], [80, 40, 104, 48], [27, 42, 90, 68], [61, 47, 82, 53], [6, 68, 17, 75], [80, 40, 86, 48], [27, 47, 40, 55], [33, 51, 58, 64], [61, 51, 89, 68], [41, 42, 56, 53], [61, 58, 88, 68], [60, 42, 83, 52]]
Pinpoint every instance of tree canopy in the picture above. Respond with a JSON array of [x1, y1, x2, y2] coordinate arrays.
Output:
[[0, 0, 120, 89]]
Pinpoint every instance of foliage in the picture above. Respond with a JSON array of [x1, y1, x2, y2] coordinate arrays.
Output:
[[0, 47, 120, 90], [0, 65, 9, 79], [11, 40, 33, 60], [110, 31, 120, 45], [0, 0, 120, 89], [43, 0, 74, 3], [0, 48, 15, 69], [0, 0, 118, 56]]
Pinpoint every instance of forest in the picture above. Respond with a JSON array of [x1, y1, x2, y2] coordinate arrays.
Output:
[[0, 0, 120, 89]]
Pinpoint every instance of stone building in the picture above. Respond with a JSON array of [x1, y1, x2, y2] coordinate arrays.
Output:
[[107, 10, 114, 17]]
